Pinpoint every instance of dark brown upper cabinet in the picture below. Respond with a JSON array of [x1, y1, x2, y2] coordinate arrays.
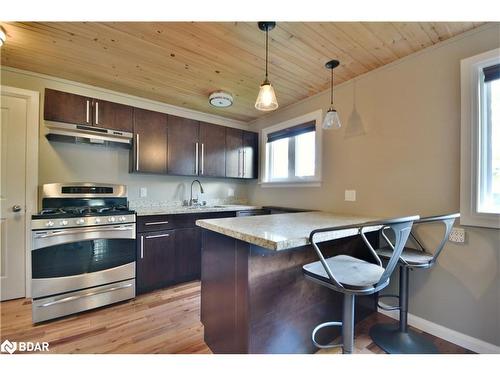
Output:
[[199, 122, 226, 177], [225, 127, 243, 178], [44, 89, 258, 179], [242, 131, 259, 179], [44, 89, 133, 132], [225, 129, 259, 179], [92, 99, 133, 132], [44, 88, 92, 126], [167, 115, 200, 176], [131, 108, 168, 174]]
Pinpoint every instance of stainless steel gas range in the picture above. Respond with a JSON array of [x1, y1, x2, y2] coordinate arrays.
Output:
[[31, 183, 136, 323]]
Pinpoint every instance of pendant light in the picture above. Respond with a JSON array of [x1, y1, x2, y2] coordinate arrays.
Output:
[[322, 59, 341, 129], [255, 22, 278, 111]]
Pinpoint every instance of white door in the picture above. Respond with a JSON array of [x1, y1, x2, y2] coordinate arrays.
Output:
[[0, 94, 28, 300]]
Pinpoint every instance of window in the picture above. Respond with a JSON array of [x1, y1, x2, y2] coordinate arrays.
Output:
[[460, 49, 500, 228], [479, 64, 500, 214], [261, 110, 322, 186]]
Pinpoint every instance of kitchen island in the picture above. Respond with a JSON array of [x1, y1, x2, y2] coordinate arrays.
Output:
[[196, 212, 382, 354]]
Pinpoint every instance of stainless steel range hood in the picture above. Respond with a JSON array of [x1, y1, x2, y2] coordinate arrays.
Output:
[[45, 122, 133, 148]]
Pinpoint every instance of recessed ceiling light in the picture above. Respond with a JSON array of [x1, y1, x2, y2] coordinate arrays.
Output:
[[209, 91, 233, 108]]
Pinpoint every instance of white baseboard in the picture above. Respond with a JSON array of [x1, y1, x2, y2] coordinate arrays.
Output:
[[377, 307, 500, 354]]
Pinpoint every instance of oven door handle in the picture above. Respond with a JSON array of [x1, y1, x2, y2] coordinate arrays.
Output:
[[34, 224, 134, 239], [38, 283, 134, 308]]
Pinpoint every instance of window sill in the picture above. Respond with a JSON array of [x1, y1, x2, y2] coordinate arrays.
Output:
[[460, 211, 500, 229], [258, 181, 322, 188]]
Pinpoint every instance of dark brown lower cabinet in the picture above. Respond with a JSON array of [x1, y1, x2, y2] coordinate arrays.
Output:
[[136, 210, 268, 295], [136, 230, 175, 294], [174, 228, 202, 282]]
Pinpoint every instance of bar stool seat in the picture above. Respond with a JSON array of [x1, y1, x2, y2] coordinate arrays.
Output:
[[303, 255, 385, 290], [376, 246, 433, 266]]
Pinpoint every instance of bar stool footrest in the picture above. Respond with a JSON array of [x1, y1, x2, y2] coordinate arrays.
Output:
[[377, 294, 401, 311], [312, 321, 343, 349]]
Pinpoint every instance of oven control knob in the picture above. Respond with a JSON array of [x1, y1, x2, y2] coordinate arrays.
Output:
[[108, 217, 116, 223], [60, 220, 68, 226], [76, 219, 85, 225], [95, 218, 101, 224], [119, 216, 126, 222], [46, 220, 54, 227]]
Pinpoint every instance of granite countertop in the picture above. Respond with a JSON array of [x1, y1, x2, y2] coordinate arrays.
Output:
[[195, 211, 381, 251], [135, 204, 262, 216]]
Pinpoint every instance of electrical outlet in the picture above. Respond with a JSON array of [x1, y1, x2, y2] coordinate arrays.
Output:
[[227, 188, 235, 197], [449, 227, 465, 243], [140, 187, 147, 198], [345, 190, 356, 202]]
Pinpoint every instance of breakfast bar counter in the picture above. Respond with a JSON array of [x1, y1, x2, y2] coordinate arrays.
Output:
[[196, 212, 382, 354]]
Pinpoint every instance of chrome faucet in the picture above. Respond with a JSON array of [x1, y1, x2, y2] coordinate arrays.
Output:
[[189, 179, 205, 206]]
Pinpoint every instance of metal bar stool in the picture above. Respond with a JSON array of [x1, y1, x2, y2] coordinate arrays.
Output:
[[303, 215, 419, 354], [369, 213, 460, 354]]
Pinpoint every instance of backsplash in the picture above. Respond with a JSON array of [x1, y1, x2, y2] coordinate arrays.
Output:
[[37, 140, 251, 209]]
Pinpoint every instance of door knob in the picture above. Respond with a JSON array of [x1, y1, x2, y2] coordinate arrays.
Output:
[[12, 205, 22, 212]]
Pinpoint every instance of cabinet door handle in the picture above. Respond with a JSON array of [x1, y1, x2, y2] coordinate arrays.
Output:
[[201, 143, 204, 175], [95, 101, 99, 125], [242, 149, 245, 178], [145, 233, 170, 239], [237, 149, 241, 177], [136, 134, 140, 171], [144, 220, 169, 226], [86, 100, 90, 123], [140, 235, 144, 259], [195, 142, 199, 175]]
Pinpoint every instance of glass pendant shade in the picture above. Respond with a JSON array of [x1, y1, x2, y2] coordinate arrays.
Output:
[[0, 28, 6, 47], [255, 80, 279, 111], [322, 108, 341, 129]]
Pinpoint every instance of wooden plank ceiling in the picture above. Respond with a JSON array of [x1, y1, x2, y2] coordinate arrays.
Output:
[[0, 22, 484, 122]]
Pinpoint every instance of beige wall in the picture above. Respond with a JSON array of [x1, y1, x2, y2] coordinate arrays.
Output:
[[0, 68, 250, 206], [248, 24, 500, 346]]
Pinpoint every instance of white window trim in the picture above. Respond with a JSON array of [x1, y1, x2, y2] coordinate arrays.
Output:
[[460, 48, 500, 228], [259, 110, 323, 187]]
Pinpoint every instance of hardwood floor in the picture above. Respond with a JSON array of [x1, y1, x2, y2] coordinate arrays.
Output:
[[0, 281, 472, 354]]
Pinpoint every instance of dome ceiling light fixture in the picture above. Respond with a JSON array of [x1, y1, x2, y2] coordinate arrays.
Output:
[[322, 59, 342, 130], [255, 21, 279, 112], [208, 90, 234, 108]]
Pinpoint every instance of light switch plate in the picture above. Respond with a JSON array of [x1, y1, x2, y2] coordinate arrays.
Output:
[[227, 188, 235, 197], [140, 187, 147, 198], [449, 227, 465, 243], [345, 190, 356, 202]]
